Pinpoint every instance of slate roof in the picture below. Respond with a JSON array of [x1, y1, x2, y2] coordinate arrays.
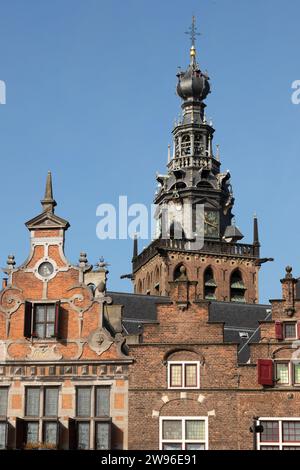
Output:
[[109, 292, 272, 363]]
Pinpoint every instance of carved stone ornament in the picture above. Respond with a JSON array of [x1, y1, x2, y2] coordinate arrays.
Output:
[[26, 344, 63, 361], [87, 328, 113, 356]]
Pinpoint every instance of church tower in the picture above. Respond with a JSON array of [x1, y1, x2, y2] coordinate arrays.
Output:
[[132, 19, 265, 304]]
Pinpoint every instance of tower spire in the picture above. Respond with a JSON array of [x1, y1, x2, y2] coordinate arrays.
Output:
[[253, 213, 260, 247], [41, 171, 57, 213], [185, 16, 200, 65]]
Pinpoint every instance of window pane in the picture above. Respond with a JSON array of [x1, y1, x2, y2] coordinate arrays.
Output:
[[76, 388, 91, 417], [283, 421, 300, 442], [47, 305, 55, 322], [35, 323, 45, 338], [276, 363, 289, 384], [284, 323, 296, 339], [170, 365, 182, 387], [44, 422, 57, 445], [185, 365, 198, 387], [186, 443, 205, 450], [0, 422, 6, 449], [260, 446, 280, 450], [95, 388, 110, 417], [44, 388, 58, 417], [35, 306, 45, 322], [77, 422, 90, 450], [0, 388, 8, 416], [46, 324, 55, 338], [162, 420, 182, 440], [95, 422, 110, 450], [163, 443, 182, 450], [283, 446, 300, 450], [26, 422, 39, 444], [260, 421, 279, 442], [186, 420, 205, 440], [26, 388, 40, 417], [294, 364, 300, 384]]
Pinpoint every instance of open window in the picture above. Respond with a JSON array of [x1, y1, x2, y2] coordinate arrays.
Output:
[[24, 301, 61, 339]]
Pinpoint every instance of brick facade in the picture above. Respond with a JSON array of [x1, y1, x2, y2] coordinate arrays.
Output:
[[0, 174, 131, 450], [127, 266, 300, 450]]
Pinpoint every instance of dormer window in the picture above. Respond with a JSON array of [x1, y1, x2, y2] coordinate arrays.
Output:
[[24, 301, 61, 339]]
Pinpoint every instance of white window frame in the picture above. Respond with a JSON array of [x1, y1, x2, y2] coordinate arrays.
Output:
[[159, 416, 209, 450], [167, 361, 200, 390], [257, 417, 300, 450]]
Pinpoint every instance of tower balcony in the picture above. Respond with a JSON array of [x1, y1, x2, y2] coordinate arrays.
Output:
[[132, 237, 259, 273], [167, 155, 220, 172]]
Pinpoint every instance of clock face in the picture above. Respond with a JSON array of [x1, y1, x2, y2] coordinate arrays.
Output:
[[204, 210, 219, 238], [38, 261, 54, 278]]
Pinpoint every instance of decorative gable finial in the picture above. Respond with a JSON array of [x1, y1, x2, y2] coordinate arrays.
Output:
[[41, 171, 57, 213]]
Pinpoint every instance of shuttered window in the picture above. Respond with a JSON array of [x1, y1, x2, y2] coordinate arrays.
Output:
[[0, 422, 7, 449], [95, 422, 110, 450], [43, 421, 58, 445], [44, 388, 58, 417], [73, 386, 111, 449], [95, 387, 110, 417], [26, 422, 39, 444], [76, 388, 91, 417], [25, 388, 40, 417], [77, 422, 90, 450], [0, 388, 8, 417]]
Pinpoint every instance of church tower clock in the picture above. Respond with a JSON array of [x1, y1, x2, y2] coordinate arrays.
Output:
[[131, 18, 270, 304]]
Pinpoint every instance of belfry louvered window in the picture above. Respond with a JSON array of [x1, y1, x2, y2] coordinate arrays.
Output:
[[230, 270, 246, 302], [204, 267, 217, 300], [181, 134, 191, 156]]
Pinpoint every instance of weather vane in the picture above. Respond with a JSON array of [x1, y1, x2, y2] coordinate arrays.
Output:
[[185, 16, 200, 47]]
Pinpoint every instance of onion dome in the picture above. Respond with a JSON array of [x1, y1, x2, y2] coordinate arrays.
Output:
[[177, 45, 210, 102]]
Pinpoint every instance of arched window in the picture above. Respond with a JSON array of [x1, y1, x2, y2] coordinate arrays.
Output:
[[204, 267, 217, 300], [137, 280, 142, 294], [154, 266, 160, 293], [173, 264, 187, 281], [146, 274, 151, 295], [87, 283, 96, 295], [230, 270, 246, 302], [181, 134, 191, 156], [194, 132, 203, 156]]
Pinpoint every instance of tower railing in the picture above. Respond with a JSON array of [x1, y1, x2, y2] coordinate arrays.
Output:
[[132, 237, 259, 272], [167, 155, 220, 171]]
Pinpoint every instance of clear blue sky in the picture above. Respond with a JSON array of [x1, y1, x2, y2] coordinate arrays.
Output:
[[0, 0, 299, 304]]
